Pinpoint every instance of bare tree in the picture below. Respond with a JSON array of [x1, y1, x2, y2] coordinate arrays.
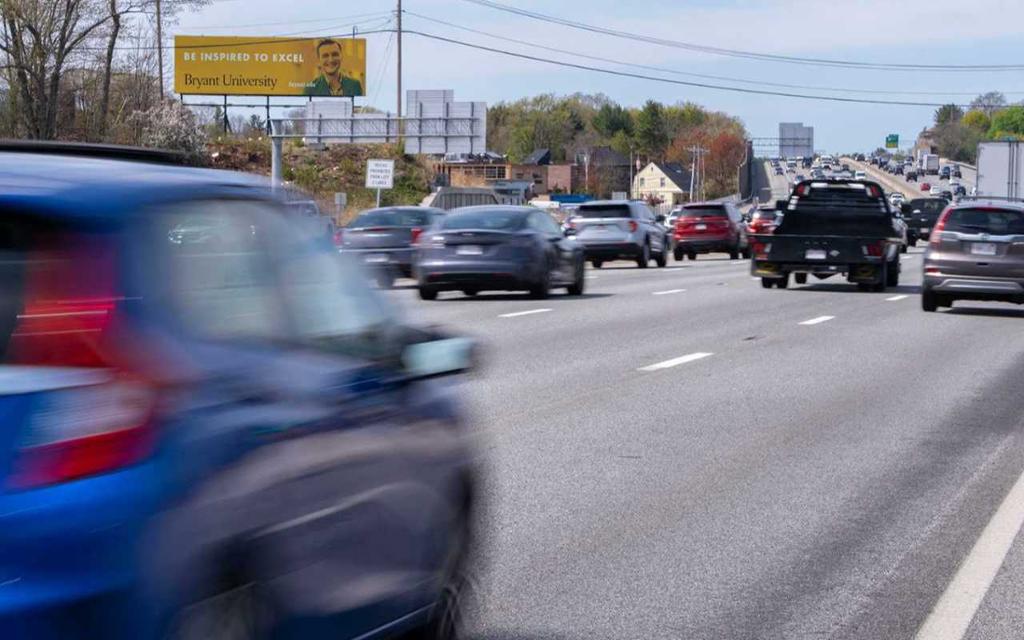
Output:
[[0, 0, 111, 139]]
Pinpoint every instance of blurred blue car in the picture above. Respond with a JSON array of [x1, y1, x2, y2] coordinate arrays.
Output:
[[0, 143, 478, 640]]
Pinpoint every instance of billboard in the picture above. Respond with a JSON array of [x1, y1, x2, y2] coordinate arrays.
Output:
[[174, 35, 366, 97]]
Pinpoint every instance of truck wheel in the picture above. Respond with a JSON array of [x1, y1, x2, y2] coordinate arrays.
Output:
[[909, 238, 917, 248], [729, 248, 740, 260], [900, 243, 908, 254], [741, 247, 752, 259], [761, 278, 774, 289], [687, 252, 697, 261], [794, 273, 808, 285], [419, 286, 438, 301], [592, 260, 603, 269], [776, 273, 790, 289], [636, 243, 650, 269], [922, 290, 938, 312], [674, 247, 684, 262]]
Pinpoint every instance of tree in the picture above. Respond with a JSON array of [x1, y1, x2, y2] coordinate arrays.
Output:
[[970, 91, 1007, 118], [128, 100, 205, 162], [246, 113, 267, 135], [990, 105, 1024, 140], [591, 103, 632, 138], [962, 110, 991, 132], [934, 103, 964, 127], [0, 0, 111, 139], [634, 100, 668, 159]]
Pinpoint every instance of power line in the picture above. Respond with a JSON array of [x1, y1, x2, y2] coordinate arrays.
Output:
[[459, 0, 1024, 72], [404, 29, 972, 108], [369, 30, 396, 107], [403, 10, 1024, 98], [179, 10, 391, 31]]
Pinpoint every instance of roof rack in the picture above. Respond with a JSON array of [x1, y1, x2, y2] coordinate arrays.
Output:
[[0, 140, 189, 165]]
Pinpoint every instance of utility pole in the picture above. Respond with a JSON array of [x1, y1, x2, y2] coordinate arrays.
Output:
[[396, 0, 402, 118], [156, 0, 164, 99]]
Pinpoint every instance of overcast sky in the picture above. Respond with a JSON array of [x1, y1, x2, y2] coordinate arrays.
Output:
[[174, 0, 1024, 153]]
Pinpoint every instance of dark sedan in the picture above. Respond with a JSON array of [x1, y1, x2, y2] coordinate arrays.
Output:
[[339, 206, 446, 287], [416, 206, 585, 300]]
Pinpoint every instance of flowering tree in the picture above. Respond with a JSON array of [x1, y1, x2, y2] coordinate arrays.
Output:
[[129, 100, 206, 163]]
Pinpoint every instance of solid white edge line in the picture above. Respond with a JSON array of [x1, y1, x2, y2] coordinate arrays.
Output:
[[498, 308, 552, 318], [886, 295, 910, 301], [638, 352, 713, 372], [798, 315, 835, 326], [652, 289, 687, 296], [914, 467, 1024, 640]]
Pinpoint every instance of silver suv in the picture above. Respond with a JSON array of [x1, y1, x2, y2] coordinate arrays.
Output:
[[570, 200, 670, 269], [922, 199, 1024, 311]]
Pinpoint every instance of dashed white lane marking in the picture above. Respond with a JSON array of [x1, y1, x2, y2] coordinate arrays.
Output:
[[638, 352, 713, 372], [914, 465, 1024, 640], [798, 315, 835, 326], [498, 308, 552, 318], [886, 295, 909, 301], [652, 289, 686, 296]]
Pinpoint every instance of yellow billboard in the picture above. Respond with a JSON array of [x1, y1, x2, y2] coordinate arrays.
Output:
[[174, 35, 366, 97]]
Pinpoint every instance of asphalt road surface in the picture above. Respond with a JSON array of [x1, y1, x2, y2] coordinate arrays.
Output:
[[383, 255, 1024, 640]]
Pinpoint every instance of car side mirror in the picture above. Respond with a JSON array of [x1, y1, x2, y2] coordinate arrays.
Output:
[[402, 336, 477, 380]]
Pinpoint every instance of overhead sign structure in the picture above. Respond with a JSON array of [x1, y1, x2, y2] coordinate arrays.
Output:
[[174, 35, 366, 97], [366, 160, 395, 189], [885, 134, 899, 149]]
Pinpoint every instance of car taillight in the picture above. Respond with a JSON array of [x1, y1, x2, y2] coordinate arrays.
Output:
[[410, 227, 424, 245], [930, 208, 953, 246], [864, 241, 884, 257], [9, 377, 156, 489], [752, 241, 771, 259], [628, 220, 638, 233], [333, 228, 344, 247]]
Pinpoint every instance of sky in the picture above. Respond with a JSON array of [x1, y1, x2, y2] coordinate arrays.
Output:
[[173, 0, 1024, 154]]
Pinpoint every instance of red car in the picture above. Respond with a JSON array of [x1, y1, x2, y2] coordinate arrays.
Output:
[[673, 201, 750, 261], [747, 207, 780, 235], [921, 182, 931, 192]]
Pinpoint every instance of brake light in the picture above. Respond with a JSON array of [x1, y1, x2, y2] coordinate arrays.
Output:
[[752, 241, 771, 259], [628, 220, 638, 233], [410, 227, 423, 245], [930, 207, 953, 246], [864, 241, 884, 257], [9, 377, 156, 489]]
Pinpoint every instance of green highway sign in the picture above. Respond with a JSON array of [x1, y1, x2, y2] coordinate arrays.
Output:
[[885, 134, 899, 149]]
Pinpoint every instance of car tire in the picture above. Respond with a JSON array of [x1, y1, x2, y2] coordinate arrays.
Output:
[[167, 577, 271, 640], [419, 286, 438, 301], [567, 259, 585, 296], [729, 246, 740, 260], [655, 243, 668, 268], [592, 260, 603, 269], [900, 244, 908, 254], [673, 247, 684, 262], [530, 269, 550, 299], [741, 247, 752, 259], [637, 243, 650, 269], [909, 238, 917, 248], [922, 290, 938, 312], [761, 278, 774, 289], [776, 273, 790, 289], [794, 273, 808, 285], [461, 288, 478, 297], [886, 256, 900, 287], [687, 252, 697, 261]]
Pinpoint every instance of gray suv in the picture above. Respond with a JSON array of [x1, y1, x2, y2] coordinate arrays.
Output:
[[571, 200, 670, 269], [921, 199, 1024, 311]]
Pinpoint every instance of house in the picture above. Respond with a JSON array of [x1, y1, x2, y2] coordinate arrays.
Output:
[[571, 146, 632, 197], [437, 148, 573, 194], [633, 162, 692, 205]]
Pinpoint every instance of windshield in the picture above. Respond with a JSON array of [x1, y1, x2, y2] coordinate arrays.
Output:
[[440, 210, 525, 230], [351, 209, 435, 228], [943, 208, 1024, 235], [575, 204, 632, 219]]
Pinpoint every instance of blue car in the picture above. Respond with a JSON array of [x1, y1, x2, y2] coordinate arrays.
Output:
[[0, 143, 477, 640]]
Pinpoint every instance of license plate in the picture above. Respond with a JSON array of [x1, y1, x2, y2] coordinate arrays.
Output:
[[456, 245, 483, 256], [805, 249, 827, 260], [695, 223, 707, 231], [971, 242, 997, 256], [364, 253, 389, 263]]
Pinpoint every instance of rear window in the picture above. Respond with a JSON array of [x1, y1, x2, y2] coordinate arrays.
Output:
[[351, 209, 435, 228], [440, 211, 524, 230], [944, 208, 1024, 235], [791, 183, 886, 215], [576, 205, 632, 219], [681, 206, 727, 218], [907, 199, 947, 215]]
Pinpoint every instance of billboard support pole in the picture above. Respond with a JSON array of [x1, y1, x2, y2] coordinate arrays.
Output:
[[396, 0, 403, 119], [265, 97, 271, 135], [222, 95, 228, 133], [376, 188, 381, 208], [271, 135, 283, 191]]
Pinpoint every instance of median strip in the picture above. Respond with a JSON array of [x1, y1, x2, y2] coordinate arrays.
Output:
[[499, 308, 552, 318], [638, 352, 713, 372], [886, 295, 909, 302], [652, 289, 686, 296], [798, 315, 835, 326]]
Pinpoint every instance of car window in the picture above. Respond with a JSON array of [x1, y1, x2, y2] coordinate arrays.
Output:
[[351, 208, 434, 228], [682, 206, 727, 218], [156, 200, 286, 342], [576, 204, 632, 219], [441, 210, 524, 230], [944, 208, 1024, 235], [535, 211, 561, 235]]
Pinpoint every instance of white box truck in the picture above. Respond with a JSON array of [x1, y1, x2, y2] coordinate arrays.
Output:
[[975, 141, 1024, 200], [922, 153, 940, 175]]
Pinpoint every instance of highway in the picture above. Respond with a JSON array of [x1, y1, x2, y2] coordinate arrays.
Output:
[[382, 255, 1024, 640], [851, 157, 978, 201]]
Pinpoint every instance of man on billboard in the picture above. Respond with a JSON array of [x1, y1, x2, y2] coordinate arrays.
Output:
[[305, 38, 364, 96]]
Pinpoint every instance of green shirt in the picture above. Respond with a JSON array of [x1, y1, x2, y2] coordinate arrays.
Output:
[[303, 74, 364, 97]]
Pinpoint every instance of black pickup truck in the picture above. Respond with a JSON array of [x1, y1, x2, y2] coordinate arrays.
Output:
[[900, 197, 949, 246], [750, 179, 904, 291]]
